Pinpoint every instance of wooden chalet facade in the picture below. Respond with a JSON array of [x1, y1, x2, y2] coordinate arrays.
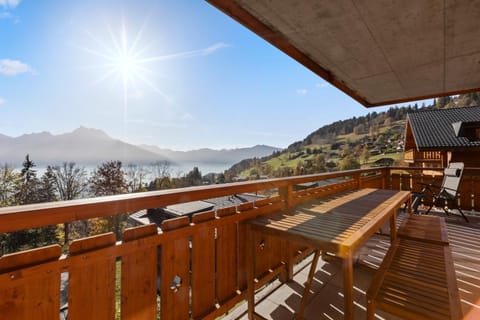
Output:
[[404, 106, 480, 169]]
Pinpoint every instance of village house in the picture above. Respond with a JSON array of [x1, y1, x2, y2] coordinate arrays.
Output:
[[404, 106, 480, 169]]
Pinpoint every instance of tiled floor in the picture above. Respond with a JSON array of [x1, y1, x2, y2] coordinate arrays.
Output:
[[223, 210, 480, 319]]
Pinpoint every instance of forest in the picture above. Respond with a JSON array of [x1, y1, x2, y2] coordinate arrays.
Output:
[[0, 155, 205, 254]]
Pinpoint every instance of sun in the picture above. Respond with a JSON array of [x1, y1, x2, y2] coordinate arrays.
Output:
[[78, 20, 168, 101], [108, 25, 147, 87], [113, 53, 137, 81]]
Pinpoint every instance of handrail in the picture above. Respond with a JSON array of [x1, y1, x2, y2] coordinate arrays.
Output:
[[1, 165, 478, 320], [0, 167, 386, 234]]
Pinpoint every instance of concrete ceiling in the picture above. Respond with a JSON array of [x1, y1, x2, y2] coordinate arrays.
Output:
[[207, 0, 480, 107]]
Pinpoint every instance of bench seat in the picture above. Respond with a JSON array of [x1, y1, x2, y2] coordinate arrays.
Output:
[[367, 216, 462, 320]]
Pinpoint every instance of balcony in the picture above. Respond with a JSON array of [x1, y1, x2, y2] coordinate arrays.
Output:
[[404, 149, 444, 165], [0, 167, 479, 319]]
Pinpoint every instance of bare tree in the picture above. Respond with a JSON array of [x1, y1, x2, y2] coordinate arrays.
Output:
[[125, 163, 149, 192], [52, 162, 88, 244], [151, 160, 171, 180]]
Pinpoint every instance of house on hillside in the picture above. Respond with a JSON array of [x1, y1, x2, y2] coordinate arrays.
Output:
[[404, 106, 480, 169]]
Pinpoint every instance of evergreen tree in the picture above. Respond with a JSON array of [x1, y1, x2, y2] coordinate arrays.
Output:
[[38, 166, 57, 202], [16, 154, 39, 204], [185, 167, 202, 186]]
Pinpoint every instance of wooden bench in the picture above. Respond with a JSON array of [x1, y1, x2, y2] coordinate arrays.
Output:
[[397, 214, 449, 245], [367, 215, 462, 320]]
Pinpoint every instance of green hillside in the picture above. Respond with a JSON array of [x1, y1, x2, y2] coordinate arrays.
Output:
[[224, 93, 480, 180]]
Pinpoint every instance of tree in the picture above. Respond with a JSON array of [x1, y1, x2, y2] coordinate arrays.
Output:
[[90, 160, 127, 196], [151, 160, 171, 180], [16, 154, 40, 205], [185, 167, 202, 186], [360, 146, 371, 165], [89, 161, 127, 239], [52, 162, 88, 244], [0, 164, 20, 207], [339, 155, 360, 170], [1, 158, 57, 254], [125, 163, 149, 192], [37, 166, 57, 203]]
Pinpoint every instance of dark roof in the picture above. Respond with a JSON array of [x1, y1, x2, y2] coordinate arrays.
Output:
[[204, 194, 263, 208], [164, 201, 215, 217], [128, 209, 165, 227], [407, 107, 480, 150], [128, 193, 266, 225]]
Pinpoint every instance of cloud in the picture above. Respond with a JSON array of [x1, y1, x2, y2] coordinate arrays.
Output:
[[141, 42, 230, 63], [0, 59, 35, 76], [181, 112, 193, 121], [200, 42, 230, 56], [0, 11, 11, 18], [316, 82, 328, 88], [296, 89, 307, 95], [0, 0, 21, 8], [0, 97, 5, 105]]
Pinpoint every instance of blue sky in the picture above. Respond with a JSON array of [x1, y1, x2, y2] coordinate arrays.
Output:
[[0, 0, 430, 151]]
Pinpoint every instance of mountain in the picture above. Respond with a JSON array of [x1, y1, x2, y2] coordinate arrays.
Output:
[[140, 144, 281, 165], [0, 127, 169, 166], [0, 127, 281, 169]]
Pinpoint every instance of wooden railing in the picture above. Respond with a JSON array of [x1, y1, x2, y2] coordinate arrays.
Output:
[[387, 166, 480, 212], [0, 166, 478, 319], [403, 148, 443, 164]]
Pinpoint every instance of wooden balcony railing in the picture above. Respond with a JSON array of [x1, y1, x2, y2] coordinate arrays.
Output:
[[0, 166, 478, 319], [404, 148, 443, 164]]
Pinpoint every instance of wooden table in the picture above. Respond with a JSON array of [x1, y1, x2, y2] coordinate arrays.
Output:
[[245, 188, 411, 320]]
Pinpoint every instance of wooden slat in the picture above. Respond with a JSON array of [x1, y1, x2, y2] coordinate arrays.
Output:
[[161, 216, 190, 231], [368, 237, 462, 320], [0, 245, 61, 320], [398, 215, 449, 245], [0, 244, 61, 273], [237, 220, 247, 291], [216, 216, 239, 302], [191, 211, 216, 319], [160, 217, 190, 320], [69, 233, 116, 320], [122, 225, 158, 320]]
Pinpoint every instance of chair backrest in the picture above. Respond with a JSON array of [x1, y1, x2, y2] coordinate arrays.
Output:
[[441, 162, 464, 198]]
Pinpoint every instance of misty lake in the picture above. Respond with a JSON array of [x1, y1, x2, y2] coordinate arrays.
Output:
[[21, 162, 231, 180]]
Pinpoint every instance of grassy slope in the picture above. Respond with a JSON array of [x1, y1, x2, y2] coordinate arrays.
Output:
[[239, 119, 405, 176]]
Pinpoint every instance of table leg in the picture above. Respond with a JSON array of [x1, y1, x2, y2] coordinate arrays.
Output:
[[343, 254, 354, 320], [389, 210, 397, 242], [246, 224, 255, 319], [296, 250, 320, 320]]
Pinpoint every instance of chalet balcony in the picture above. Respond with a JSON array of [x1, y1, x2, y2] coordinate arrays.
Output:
[[1, 167, 479, 320], [404, 149, 444, 165]]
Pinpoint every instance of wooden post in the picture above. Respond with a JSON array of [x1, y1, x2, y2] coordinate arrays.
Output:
[[279, 184, 293, 209], [354, 172, 361, 189], [246, 223, 255, 320], [279, 241, 294, 282], [382, 167, 390, 189]]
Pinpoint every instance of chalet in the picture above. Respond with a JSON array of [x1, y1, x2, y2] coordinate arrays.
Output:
[[404, 106, 480, 168]]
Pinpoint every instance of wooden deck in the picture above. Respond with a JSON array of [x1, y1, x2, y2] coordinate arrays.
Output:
[[223, 210, 480, 320]]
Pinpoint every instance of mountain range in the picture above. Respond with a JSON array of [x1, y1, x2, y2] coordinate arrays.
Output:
[[0, 127, 281, 168]]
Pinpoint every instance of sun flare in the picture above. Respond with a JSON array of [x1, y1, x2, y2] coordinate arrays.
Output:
[[79, 20, 168, 102]]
